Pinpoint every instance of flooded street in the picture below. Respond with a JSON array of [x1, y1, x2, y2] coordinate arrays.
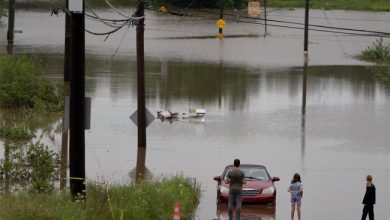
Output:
[[1, 8, 390, 220]]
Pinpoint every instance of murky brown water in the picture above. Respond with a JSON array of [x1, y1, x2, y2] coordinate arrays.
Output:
[[1, 8, 390, 220]]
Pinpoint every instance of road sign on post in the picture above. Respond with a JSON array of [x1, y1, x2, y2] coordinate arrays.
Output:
[[216, 19, 225, 29], [130, 108, 155, 128], [248, 1, 260, 17]]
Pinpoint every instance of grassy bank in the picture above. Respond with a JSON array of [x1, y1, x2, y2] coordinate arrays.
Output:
[[0, 175, 201, 220], [360, 38, 390, 64], [267, 0, 389, 11]]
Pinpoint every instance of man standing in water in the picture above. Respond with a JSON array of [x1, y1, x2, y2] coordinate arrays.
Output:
[[225, 159, 246, 220], [361, 175, 375, 220]]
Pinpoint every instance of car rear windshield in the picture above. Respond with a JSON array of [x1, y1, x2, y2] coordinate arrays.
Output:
[[224, 167, 270, 181]]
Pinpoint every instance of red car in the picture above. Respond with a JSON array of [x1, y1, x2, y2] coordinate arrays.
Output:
[[213, 164, 280, 206]]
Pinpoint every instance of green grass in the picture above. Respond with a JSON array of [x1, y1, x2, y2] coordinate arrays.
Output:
[[267, 0, 390, 11], [0, 175, 201, 220], [360, 38, 390, 64]]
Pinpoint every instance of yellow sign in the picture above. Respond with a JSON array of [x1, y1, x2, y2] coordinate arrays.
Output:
[[159, 5, 168, 12], [216, 19, 225, 29], [248, 1, 260, 17]]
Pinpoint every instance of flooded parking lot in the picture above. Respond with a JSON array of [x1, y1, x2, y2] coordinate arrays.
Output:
[[1, 8, 389, 219]]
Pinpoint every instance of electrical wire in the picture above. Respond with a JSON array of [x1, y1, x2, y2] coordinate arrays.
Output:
[[111, 25, 131, 57], [85, 13, 129, 22], [230, 18, 387, 38], [321, 8, 346, 54], [86, 2, 126, 28], [85, 24, 127, 36], [194, 9, 390, 36], [103, 0, 131, 18]]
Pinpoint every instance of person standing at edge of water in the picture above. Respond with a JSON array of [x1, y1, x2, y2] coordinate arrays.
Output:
[[225, 159, 246, 220], [288, 173, 303, 220], [361, 175, 376, 220]]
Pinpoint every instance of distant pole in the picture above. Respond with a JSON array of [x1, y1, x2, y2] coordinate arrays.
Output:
[[219, 0, 224, 34], [304, 0, 309, 53], [60, 116, 68, 190], [135, 1, 146, 149], [4, 142, 10, 193], [264, 0, 267, 36], [69, 2, 86, 198], [7, 0, 15, 44], [60, 1, 71, 190]]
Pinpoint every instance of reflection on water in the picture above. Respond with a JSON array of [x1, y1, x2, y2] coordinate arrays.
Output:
[[0, 52, 388, 219], [216, 203, 275, 220], [1, 8, 389, 218], [129, 147, 153, 183], [301, 54, 308, 170]]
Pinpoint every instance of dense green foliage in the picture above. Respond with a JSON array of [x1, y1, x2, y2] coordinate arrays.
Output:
[[0, 141, 60, 193], [0, 55, 64, 194], [0, 175, 201, 220], [267, 0, 389, 11], [0, 192, 86, 220], [0, 55, 65, 112], [151, 0, 389, 11], [360, 38, 390, 64]]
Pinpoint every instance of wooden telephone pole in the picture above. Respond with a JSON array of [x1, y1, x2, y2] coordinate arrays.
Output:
[[7, 0, 15, 44], [135, 1, 146, 149], [219, 0, 224, 35], [304, 0, 309, 53], [69, 0, 86, 197]]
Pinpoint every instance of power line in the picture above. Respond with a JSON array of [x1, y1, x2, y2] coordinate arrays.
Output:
[[194, 10, 390, 36], [267, 13, 390, 23], [85, 2, 126, 28], [230, 18, 387, 38], [103, 0, 131, 18]]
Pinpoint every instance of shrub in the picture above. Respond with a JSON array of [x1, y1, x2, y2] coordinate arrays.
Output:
[[85, 175, 201, 220], [0, 141, 60, 193], [0, 175, 201, 220], [360, 38, 390, 63], [0, 55, 64, 111], [0, 192, 86, 220]]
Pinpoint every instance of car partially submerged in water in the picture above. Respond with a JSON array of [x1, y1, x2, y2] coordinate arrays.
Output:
[[213, 164, 280, 206]]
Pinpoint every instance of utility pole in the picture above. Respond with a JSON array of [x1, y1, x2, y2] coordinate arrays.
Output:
[[69, 1, 86, 198], [219, 0, 224, 35], [60, 0, 71, 191], [7, 0, 15, 44], [304, 0, 309, 53], [135, 1, 146, 149]]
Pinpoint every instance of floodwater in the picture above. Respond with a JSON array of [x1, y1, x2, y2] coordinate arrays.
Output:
[[1, 7, 390, 220]]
